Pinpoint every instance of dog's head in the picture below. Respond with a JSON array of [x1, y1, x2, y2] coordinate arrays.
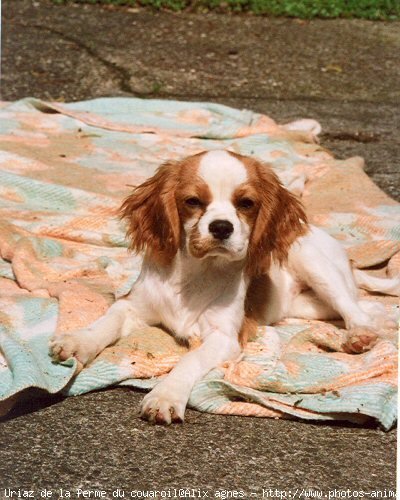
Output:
[[120, 150, 307, 274]]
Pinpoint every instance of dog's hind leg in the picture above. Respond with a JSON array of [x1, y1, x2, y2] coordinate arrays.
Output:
[[288, 290, 339, 321], [289, 229, 385, 353]]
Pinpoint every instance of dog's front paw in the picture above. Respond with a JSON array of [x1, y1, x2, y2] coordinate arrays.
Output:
[[342, 327, 378, 354], [50, 331, 98, 369], [140, 383, 188, 425]]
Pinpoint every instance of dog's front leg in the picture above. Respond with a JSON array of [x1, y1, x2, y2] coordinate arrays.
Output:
[[140, 330, 241, 424], [50, 298, 146, 370]]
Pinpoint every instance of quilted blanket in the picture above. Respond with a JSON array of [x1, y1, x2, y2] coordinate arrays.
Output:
[[0, 97, 398, 429]]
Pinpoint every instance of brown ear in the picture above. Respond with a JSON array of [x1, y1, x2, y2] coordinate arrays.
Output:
[[119, 161, 181, 265], [247, 161, 307, 276]]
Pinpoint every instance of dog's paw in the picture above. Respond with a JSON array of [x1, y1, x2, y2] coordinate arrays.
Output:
[[342, 327, 378, 354], [358, 301, 399, 330], [140, 383, 187, 425], [49, 331, 98, 368]]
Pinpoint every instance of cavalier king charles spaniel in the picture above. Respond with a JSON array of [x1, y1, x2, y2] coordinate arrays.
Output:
[[51, 150, 399, 424]]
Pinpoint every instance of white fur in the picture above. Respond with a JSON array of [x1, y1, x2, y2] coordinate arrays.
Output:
[[50, 150, 400, 424], [197, 150, 250, 259], [263, 226, 399, 332], [198, 150, 248, 198]]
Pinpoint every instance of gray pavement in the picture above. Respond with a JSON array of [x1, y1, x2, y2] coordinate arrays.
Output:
[[0, 0, 398, 495]]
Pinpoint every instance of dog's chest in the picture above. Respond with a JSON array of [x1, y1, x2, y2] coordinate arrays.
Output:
[[140, 260, 245, 341]]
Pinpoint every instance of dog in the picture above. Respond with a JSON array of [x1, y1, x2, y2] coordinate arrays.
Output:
[[50, 150, 400, 424]]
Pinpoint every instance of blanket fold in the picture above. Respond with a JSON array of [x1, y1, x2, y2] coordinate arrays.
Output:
[[0, 97, 398, 428]]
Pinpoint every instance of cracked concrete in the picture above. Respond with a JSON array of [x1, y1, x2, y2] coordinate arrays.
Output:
[[0, 0, 398, 494], [4, 2, 400, 102]]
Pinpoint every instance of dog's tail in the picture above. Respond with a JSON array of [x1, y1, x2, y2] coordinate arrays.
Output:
[[353, 269, 400, 297]]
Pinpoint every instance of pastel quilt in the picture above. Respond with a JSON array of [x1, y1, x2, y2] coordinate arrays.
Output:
[[0, 98, 398, 429]]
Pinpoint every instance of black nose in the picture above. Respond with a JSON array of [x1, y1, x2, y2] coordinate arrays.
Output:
[[209, 219, 234, 240]]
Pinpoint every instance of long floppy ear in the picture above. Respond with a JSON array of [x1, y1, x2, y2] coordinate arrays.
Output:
[[247, 161, 308, 276], [119, 161, 181, 266]]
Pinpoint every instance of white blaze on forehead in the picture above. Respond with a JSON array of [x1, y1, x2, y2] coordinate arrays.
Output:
[[193, 150, 251, 259], [198, 150, 247, 201]]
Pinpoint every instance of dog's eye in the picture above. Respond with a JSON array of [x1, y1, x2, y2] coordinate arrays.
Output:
[[237, 197, 254, 209], [185, 197, 202, 207]]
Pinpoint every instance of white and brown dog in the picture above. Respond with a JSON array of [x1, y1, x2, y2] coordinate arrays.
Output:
[[51, 150, 399, 424]]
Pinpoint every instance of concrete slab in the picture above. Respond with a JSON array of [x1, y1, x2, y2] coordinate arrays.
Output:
[[0, 390, 396, 493]]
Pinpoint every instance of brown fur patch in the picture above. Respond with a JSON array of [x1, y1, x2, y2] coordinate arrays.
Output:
[[119, 161, 181, 266], [245, 273, 273, 323], [174, 161, 213, 251], [187, 228, 220, 259], [238, 315, 259, 347], [238, 274, 274, 347]]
